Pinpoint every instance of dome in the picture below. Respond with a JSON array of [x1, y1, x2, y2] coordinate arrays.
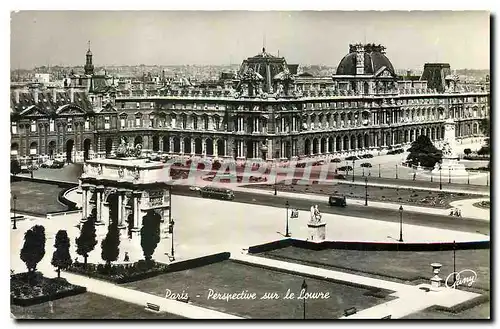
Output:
[[238, 48, 290, 92], [336, 44, 395, 76]]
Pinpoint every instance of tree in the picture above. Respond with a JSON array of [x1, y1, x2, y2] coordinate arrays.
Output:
[[101, 221, 120, 268], [140, 210, 161, 262], [51, 230, 72, 278], [406, 135, 443, 168], [463, 148, 472, 157], [76, 209, 98, 266], [20, 225, 46, 279], [11, 159, 21, 175], [101, 194, 120, 268]]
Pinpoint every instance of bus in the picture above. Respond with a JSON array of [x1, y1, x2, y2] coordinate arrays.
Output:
[[199, 186, 235, 201]]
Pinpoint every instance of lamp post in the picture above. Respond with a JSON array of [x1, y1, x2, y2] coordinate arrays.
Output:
[[285, 201, 291, 237], [274, 174, 277, 196], [467, 172, 470, 185], [352, 159, 355, 182], [439, 165, 442, 190], [170, 219, 175, 261], [398, 205, 403, 242], [453, 240, 456, 284], [448, 167, 451, 184], [395, 164, 398, 179], [364, 177, 368, 206], [12, 194, 17, 230], [301, 279, 307, 320], [378, 164, 381, 178]]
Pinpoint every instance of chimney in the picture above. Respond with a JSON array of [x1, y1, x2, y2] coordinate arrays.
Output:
[[70, 88, 75, 103], [15, 90, 20, 104], [34, 89, 39, 103], [53, 88, 57, 102]]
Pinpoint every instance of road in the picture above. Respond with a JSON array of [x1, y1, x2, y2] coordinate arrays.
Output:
[[171, 185, 490, 236]]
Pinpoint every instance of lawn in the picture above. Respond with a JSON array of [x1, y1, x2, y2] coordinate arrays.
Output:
[[259, 247, 490, 292], [246, 182, 477, 208], [11, 292, 183, 319], [402, 300, 490, 319], [10, 181, 68, 215], [123, 260, 393, 319]]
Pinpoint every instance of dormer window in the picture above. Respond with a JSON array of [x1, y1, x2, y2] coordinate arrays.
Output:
[[85, 118, 90, 130], [67, 118, 73, 132], [104, 116, 110, 130], [11, 122, 17, 134], [50, 120, 55, 132], [30, 120, 36, 132]]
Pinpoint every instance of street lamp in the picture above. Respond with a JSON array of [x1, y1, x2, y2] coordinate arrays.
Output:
[[364, 177, 368, 206], [274, 174, 278, 196], [395, 164, 398, 179], [285, 201, 291, 237], [301, 279, 307, 319], [439, 165, 442, 190], [12, 194, 17, 230], [169, 219, 175, 261], [448, 167, 451, 184], [398, 205, 403, 242], [378, 164, 381, 178], [352, 159, 355, 182], [453, 240, 456, 284]]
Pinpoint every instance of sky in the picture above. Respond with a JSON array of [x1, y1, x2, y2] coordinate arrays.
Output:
[[10, 10, 490, 70]]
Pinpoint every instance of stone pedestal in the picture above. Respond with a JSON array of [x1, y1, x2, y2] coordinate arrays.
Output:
[[95, 221, 106, 236], [432, 158, 468, 177], [307, 222, 327, 241]]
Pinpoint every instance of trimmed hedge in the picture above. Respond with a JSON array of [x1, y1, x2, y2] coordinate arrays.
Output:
[[11, 272, 87, 307], [66, 252, 231, 284], [247, 239, 490, 254]]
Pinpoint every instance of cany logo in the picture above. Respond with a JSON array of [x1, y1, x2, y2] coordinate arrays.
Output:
[[445, 269, 478, 289]]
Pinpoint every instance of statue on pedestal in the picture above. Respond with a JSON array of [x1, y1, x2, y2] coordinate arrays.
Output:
[[309, 205, 322, 223]]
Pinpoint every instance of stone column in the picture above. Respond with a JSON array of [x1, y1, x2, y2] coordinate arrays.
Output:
[[214, 139, 218, 157], [180, 139, 185, 154], [191, 139, 195, 155], [81, 184, 90, 221], [224, 140, 227, 157], [326, 138, 330, 153], [131, 191, 142, 239], [117, 191, 123, 226], [316, 139, 321, 154], [169, 137, 174, 153], [95, 186, 104, 224], [202, 139, 207, 156]]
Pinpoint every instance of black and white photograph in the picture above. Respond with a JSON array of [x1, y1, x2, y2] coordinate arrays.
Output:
[[8, 9, 491, 320]]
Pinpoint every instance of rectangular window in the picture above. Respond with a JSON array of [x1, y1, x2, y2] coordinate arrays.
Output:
[[11, 122, 17, 134], [50, 120, 55, 132], [85, 119, 90, 130], [193, 117, 198, 130], [104, 116, 110, 130], [135, 118, 141, 127], [149, 115, 154, 128], [67, 118, 73, 132], [31, 121, 36, 132], [204, 118, 208, 130], [215, 118, 220, 130], [120, 118, 126, 129]]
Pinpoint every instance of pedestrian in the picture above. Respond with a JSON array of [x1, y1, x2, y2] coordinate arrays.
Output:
[[124, 252, 130, 262]]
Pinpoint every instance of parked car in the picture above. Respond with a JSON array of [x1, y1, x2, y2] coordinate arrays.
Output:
[[50, 161, 65, 169], [296, 162, 307, 168], [338, 166, 353, 172], [330, 158, 341, 163], [332, 174, 346, 180], [189, 186, 201, 191], [149, 153, 161, 161], [329, 195, 347, 207], [361, 154, 374, 159], [360, 162, 372, 168], [313, 160, 325, 166], [41, 160, 54, 168], [345, 155, 359, 161], [20, 165, 30, 173]]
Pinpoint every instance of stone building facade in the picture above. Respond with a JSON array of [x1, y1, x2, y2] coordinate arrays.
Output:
[[10, 43, 489, 164]]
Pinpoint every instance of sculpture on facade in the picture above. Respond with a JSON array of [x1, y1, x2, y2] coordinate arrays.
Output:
[[116, 137, 143, 158]]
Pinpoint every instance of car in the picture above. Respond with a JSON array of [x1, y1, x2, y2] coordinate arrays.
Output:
[[360, 162, 372, 168], [199, 186, 234, 200], [41, 160, 54, 168], [332, 174, 346, 180], [50, 161, 65, 169], [189, 186, 201, 191], [149, 153, 161, 161], [20, 165, 30, 173], [361, 154, 374, 159], [330, 158, 341, 163], [345, 155, 359, 161], [338, 165, 353, 171], [312, 160, 325, 166], [329, 195, 347, 207], [296, 162, 306, 168]]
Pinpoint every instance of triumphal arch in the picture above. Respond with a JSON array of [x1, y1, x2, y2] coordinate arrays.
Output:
[[79, 141, 172, 241]]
